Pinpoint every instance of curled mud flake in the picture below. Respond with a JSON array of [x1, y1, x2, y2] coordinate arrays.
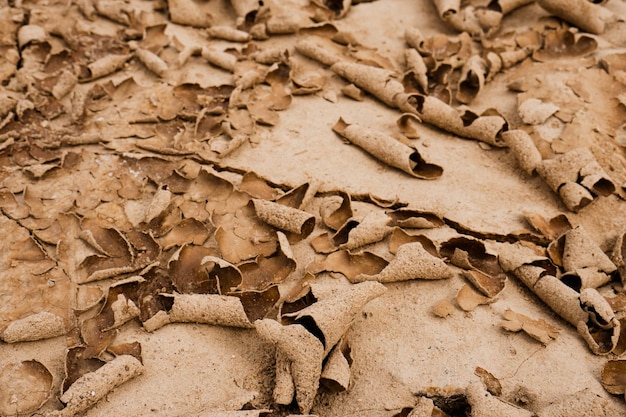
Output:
[[601, 360, 626, 395], [56, 355, 144, 417], [338, 211, 393, 251], [466, 382, 534, 417], [0, 360, 53, 416], [208, 25, 251, 42], [320, 192, 353, 231], [456, 284, 493, 311], [533, 28, 597, 61], [560, 268, 611, 292], [457, 55, 488, 104], [611, 230, 626, 285], [340, 83, 364, 101], [320, 338, 351, 393], [238, 234, 296, 291], [321, 250, 389, 280], [536, 148, 615, 211], [387, 208, 444, 229], [502, 130, 542, 175], [404, 94, 507, 146], [160, 218, 211, 249], [310, 0, 352, 20], [240, 172, 279, 200], [79, 54, 131, 82], [537, 0, 608, 34], [404, 48, 429, 94], [2, 311, 66, 343], [276, 181, 319, 210], [62, 346, 106, 394], [500, 309, 560, 345], [441, 237, 506, 297], [229, 285, 281, 322], [389, 228, 438, 256], [532, 275, 588, 326], [331, 62, 405, 108], [107, 341, 143, 364], [252, 198, 316, 238], [396, 113, 422, 139], [293, 281, 386, 356], [295, 36, 345, 67], [202, 47, 238, 73], [332, 118, 443, 179], [556, 226, 616, 274], [168, 245, 222, 294], [498, 241, 547, 275], [168, 0, 213, 27], [255, 320, 324, 414], [165, 293, 255, 328], [135, 48, 168, 77], [578, 288, 620, 355], [523, 211, 572, 241], [355, 241, 452, 283]]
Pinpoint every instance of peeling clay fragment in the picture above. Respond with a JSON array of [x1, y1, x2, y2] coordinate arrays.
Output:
[[353, 242, 452, 283], [537, 0, 608, 34], [295, 37, 344, 67], [2, 311, 66, 343], [501, 130, 542, 175], [80, 54, 131, 82], [320, 341, 351, 392], [293, 282, 387, 356], [255, 320, 324, 414], [169, 0, 213, 27], [457, 55, 488, 104], [577, 288, 620, 355], [164, 293, 256, 329], [405, 94, 507, 147], [207, 26, 251, 42], [517, 98, 559, 125], [456, 284, 493, 311], [0, 360, 53, 416], [500, 309, 560, 345], [552, 226, 616, 275], [337, 211, 393, 250], [52, 355, 144, 417], [601, 359, 626, 395], [332, 118, 443, 179], [202, 47, 238, 72], [252, 199, 315, 238], [331, 62, 406, 108], [135, 48, 168, 77]]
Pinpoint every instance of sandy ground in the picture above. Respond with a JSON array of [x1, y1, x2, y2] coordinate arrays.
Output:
[[1, 0, 626, 416]]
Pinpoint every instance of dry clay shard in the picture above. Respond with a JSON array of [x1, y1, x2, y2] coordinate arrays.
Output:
[[501, 130, 542, 176], [252, 199, 315, 238], [0, 360, 53, 416], [331, 61, 406, 108], [550, 226, 616, 291], [536, 147, 615, 212], [352, 242, 452, 283], [537, 0, 611, 35], [2, 311, 66, 343], [332, 118, 443, 180], [49, 355, 144, 417], [330, 210, 394, 251], [500, 308, 560, 345], [255, 320, 324, 414], [144, 292, 258, 331], [612, 230, 626, 286], [265, 282, 386, 411], [403, 94, 507, 147], [499, 243, 620, 355], [601, 359, 626, 397], [292, 281, 387, 355]]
